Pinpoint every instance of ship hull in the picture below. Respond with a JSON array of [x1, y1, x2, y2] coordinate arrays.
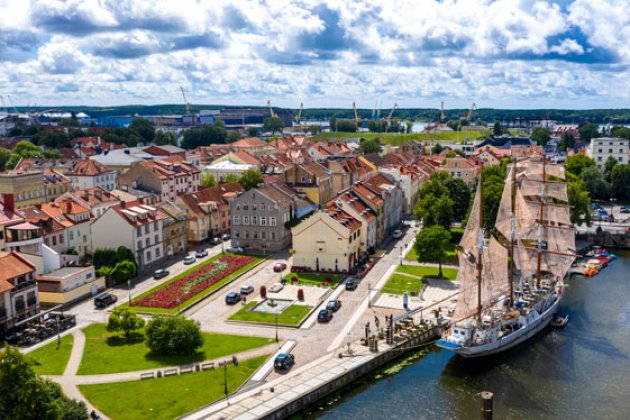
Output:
[[437, 295, 560, 358]]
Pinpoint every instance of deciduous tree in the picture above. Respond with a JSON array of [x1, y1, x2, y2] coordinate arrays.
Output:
[[107, 309, 145, 339], [413, 226, 451, 277], [263, 116, 284, 135], [200, 172, 217, 188], [531, 127, 551, 146], [238, 169, 264, 191], [145, 316, 203, 356], [565, 153, 595, 177]]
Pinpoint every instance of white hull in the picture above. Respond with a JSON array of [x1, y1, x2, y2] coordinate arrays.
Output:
[[439, 295, 561, 358]]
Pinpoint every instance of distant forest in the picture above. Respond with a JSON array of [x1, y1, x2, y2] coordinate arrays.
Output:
[[15, 105, 630, 124]]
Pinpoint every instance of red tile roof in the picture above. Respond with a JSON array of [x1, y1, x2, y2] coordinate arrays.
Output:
[[67, 159, 112, 176], [177, 183, 244, 217], [111, 200, 167, 227], [325, 204, 362, 232], [0, 251, 35, 282], [231, 137, 267, 149]]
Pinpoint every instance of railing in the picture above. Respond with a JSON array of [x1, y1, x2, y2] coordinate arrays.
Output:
[[15, 303, 26, 312], [27, 298, 37, 307], [11, 280, 37, 293]]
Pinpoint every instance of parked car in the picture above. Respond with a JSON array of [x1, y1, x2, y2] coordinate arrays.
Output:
[[211, 237, 222, 245], [94, 293, 117, 309], [345, 279, 357, 291], [269, 283, 284, 293], [392, 229, 403, 239], [590, 203, 604, 210], [183, 255, 196, 265], [317, 309, 333, 323], [273, 263, 287, 273], [621, 206, 630, 214], [153, 269, 169, 279], [273, 353, 295, 371], [225, 292, 241, 305], [240, 284, 254, 295], [326, 300, 342, 312], [221, 233, 231, 241], [226, 246, 244, 254], [195, 249, 209, 258]]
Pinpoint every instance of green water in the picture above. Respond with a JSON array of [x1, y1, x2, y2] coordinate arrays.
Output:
[[319, 251, 630, 419]]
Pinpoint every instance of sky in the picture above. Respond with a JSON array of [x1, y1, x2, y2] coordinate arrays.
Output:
[[1, 0, 629, 109]]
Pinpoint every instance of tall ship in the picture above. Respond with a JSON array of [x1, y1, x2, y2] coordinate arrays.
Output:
[[436, 156, 575, 358]]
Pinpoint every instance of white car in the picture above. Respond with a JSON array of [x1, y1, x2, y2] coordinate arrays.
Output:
[[226, 246, 244, 254], [392, 229, 403, 239], [268, 283, 284, 293]]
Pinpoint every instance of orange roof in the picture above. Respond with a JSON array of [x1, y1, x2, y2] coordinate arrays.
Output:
[[351, 183, 384, 206], [325, 205, 362, 232], [232, 151, 261, 165], [231, 137, 267, 148], [68, 159, 112, 176], [0, 251, 35, 282]]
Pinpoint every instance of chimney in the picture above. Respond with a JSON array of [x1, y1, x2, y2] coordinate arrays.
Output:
[[2, 193, 15, 212]]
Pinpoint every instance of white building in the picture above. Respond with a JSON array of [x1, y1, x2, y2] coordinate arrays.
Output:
[[91, 200, 166, 269], [587, 137, 630, 170], [66, 159, 117, 191]]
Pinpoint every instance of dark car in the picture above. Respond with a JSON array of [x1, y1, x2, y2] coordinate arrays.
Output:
[[225, 292, 241, 305], [211, 237, 222, 245], [345, 279, 357, 291], [274, 353, 295, 371], [621, 206, 630, 214], [318, 309, 333, 323], [153, 269, 169, 279], [94, 293, 117, 309], [221, 233, 231, 241], [195, 249, 209, 258], [326, 300, 342, 312], [273, 263, 287, 273]]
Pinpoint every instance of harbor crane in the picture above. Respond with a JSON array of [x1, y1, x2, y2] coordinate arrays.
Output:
[[7, 95, 18, 114], [0, 96, 8, 114], [180, 86, 192, 116], [352, 101, 361, 123], [439, 101, 446, 126], [461, 102, 476, 121], [267, 100, 276, 118], [385, 103, 399, 123], [294, 102, 303, 124]]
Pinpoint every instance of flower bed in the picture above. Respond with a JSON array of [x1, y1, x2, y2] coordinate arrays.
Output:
[[132, 256, 255, 309]]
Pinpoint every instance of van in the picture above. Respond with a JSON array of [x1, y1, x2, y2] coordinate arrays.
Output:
[[94, 293, 118, 309]]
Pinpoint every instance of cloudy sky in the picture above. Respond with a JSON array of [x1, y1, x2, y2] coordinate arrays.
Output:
[[1, 0, 629, 109]]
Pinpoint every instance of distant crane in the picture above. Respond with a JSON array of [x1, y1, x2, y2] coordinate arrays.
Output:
[[385, 103, 399, 123], [0, 96, 8, 114], [7, 95, 18, 114], [439, 101, 446, 126], [352, 101, 361, 123], [294, 102, 303, 124], [180, 86, 193, 120], [266, 100, 276, 118], [461, 102, 476, 121]]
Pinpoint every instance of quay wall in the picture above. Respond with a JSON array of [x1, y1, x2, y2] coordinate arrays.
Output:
[[261, 325, 443, 420]]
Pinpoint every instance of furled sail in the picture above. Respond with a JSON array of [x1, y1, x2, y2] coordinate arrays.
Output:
[[521, 177, 568, 202]]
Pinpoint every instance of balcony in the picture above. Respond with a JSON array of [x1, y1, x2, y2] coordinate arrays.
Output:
[[14, 302, 26, 313], [0, 307, 7, 321], [11, 280, 37, 294], [6, 223, 43, 247]]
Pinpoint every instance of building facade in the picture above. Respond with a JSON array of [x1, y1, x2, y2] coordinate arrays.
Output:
[[0, 171, 46, 208], [66, 159, 117, 191], [0, 251, 39, 329], [587, 137, 630, 170]]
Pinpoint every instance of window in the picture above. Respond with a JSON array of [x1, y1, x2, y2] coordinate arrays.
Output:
[[271, 232, 276, 240], [146, 250, 152, 261], [598, 149, 602, 153], [137, 240, 142, 249], [609, 148, 613, 153], [598, 157, 602, 161], [83, 235, 87, 243], [260, 217, 266, 226], [233, 216, 239, 225], [253, 204, 257, 210], [619, 157, 623, 162], [236, 204, 241, 211], [268, 205, 272, 211], [261, 203, 265, 211], [270, 217, 276, 226], [243, 216, 249, 225], [154, 221, 158, 231], [243, 205, 248, 210], [252, 216, 257, 225], [154, 234, 159, 244], [156, 247, 160, 257], [244, 231, 249, 239], [69, 230, 74, 240], [146, 238, 150, 247], [262, 231, 266, 239], [145, 225, 150, 235], [253, 231, 258, 239], [620, 149, 624, 154], [52, 236, 57, 246]]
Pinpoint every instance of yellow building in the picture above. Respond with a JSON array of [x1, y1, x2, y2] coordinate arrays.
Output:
[[0, 170, 46, 208], [291, 207, 362, 274]]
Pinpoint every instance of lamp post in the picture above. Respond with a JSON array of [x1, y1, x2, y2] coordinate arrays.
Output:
[[127, 279, 131, 306], [222, 355, 239, 405], [56, 315, 61, 348], [275, 312, 279, 343]]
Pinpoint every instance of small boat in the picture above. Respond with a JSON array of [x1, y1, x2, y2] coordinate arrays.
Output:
[[583, 268, 598, 276], [602, 252, 617, 259], [551, 314, 569, 328]]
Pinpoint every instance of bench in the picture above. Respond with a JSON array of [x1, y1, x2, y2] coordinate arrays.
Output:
[[164, 368, 178, 377], [201, 362, 215, 370], [180, 366, 193, 374], [140, 372, 155, 380]]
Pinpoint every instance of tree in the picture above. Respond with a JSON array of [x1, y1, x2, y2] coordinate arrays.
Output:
[[155, 131, 177, 146], [107, 309, 145, 339], [431, 143, 444, 155], [565, 153, 595, 177], [603, 156, 618, 183], [92, 249, 118, 268], [566, 172, 592, 226], [181, 121, 228, 149], [238, 169, 264, 190], [531, 127, 551, 146], [221, 173, 240, 183], [444, 177, 471, 222], [359, 137, 381, 154], [33, 130, 71, 148], [200, 172, 217, 188], [406, 120, 413, 134], [246, 127, 259, 137], [111, 260, 136, 285], [0, 346, 88, 420], [611, 126, 630, 140], [329, 115, 337, 132], [145, 316, 203, 356], [493, 121, 503, 136], [579, 166, 609, 200], [335, 120, 357, 132], [116, 246, 135, 264], [579, 123, 599, 144], [128, 118, 155, 143], [413, 226, 451, 277], [0, 147, 10, 171], [611, 164, 630, 200], [13, 140, 43, 157], [227, 131, 243, 143], [558, 132, 575, 152], [263, 116, 284, 135], [368, 120, 387, 133]]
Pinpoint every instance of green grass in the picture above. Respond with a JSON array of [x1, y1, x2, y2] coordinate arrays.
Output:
[[405, 227, 464, 264], [283, 272, 342, 287], [79, 354, 268, 420], [396, 264, 459, 280], [313, 130, 489, 146], [229, 302, 313, 326], [77, 323, 272, 375], [28, 334, 74, 375], [121, 253, 264, 314], [382, 273, 425, 295]]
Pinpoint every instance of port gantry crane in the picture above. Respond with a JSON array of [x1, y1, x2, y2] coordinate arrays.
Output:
[[180, 86, 194, 124], [294, 102, 303, 124], [461, 102, 476, 121], [352, 101, 361, 123], [384, 103, 399, 132]]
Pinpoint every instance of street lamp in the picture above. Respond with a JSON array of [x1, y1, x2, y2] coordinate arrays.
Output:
[[275, 312, 279, 343], [127, 279, 131, 306], [56, 315, 61, 349], [221, 355, 239, 405]]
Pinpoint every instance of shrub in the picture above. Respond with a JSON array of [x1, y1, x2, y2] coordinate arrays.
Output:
[[107, 309, 145, 339], [145, 316, 203, 356], [297, 288, 304, 301], [260, 285, 267, 299]]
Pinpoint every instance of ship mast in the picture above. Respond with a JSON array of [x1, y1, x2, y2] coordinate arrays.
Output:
[[509, 158, 516, 305], [477, 164, 485, 321], [536, 156, 546, 288]]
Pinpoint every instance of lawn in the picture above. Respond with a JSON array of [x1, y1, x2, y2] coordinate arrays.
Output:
[[382, 273, 424, 295], [28, 334, 74, 375], [405, 227, 464, 265], [122, 253, 263, 314], [314, 130, 489, 146], [229, 302, 313, 326], [79, 354, 268, 420], [283, 272, 342, 287], [396, 264, 459, 280], [78, 323, 272, 375]]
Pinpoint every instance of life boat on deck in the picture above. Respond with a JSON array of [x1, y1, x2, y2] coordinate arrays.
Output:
[[583, 268, 598, 276]]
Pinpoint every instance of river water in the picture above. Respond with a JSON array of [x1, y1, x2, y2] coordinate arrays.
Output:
[[319, 251, 630, 419]]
